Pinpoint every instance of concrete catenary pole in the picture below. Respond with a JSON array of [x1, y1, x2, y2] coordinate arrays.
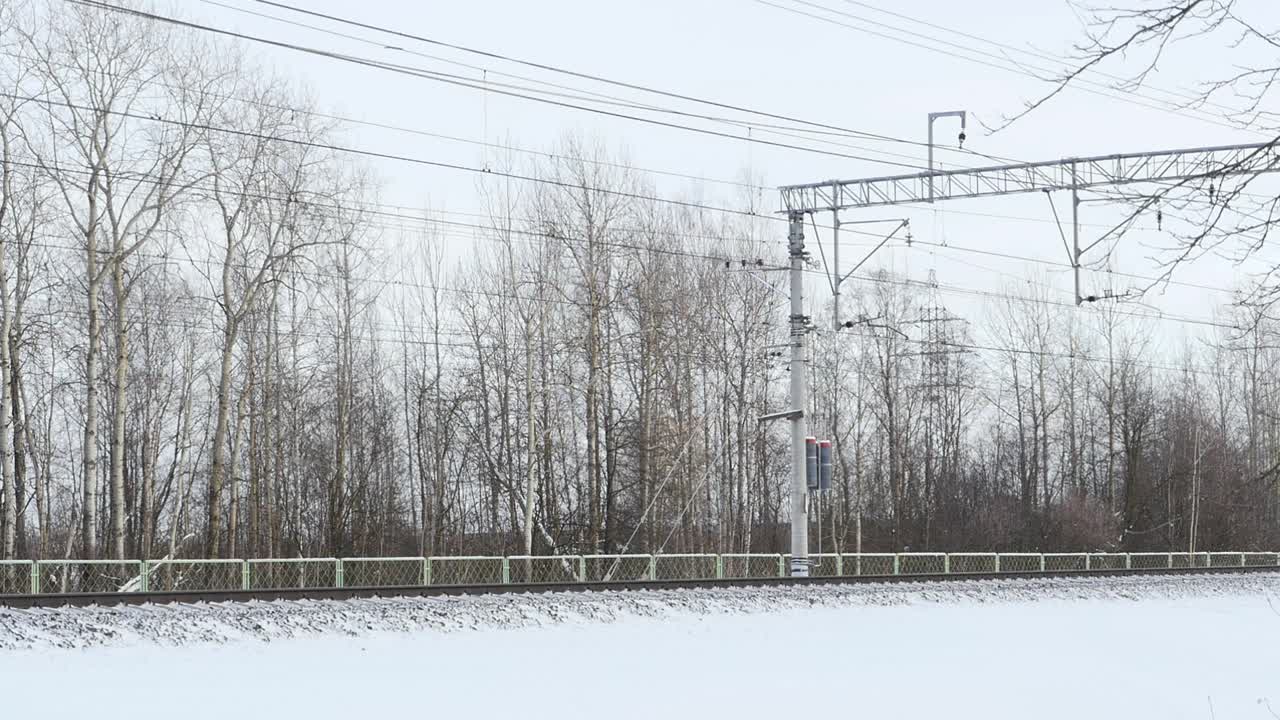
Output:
[[788, 212, 810, 577]]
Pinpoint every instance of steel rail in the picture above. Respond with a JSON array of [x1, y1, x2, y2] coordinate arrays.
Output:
[[1, 565, 1275, 610]]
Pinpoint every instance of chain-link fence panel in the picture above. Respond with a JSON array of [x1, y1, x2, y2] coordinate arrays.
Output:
[[342, 558, 426, 587], [429, 557, 504, 585], [722, 554, 782, 579], [0, 561, 33, 594], [949, 554, 997, 574], [36, 561, 142, 594], [1208, 552, 1246, 568], [507, 556, 583, 584], [1243, 552, 1279, 567], [1087, 553, 1126, 570], [841, 554, 896, 576], [808, 554, 841, 577], [996, 554, 1042, 573], [653, 554, 718, 580], [1043, 554, 1088, 572], [898, 553, 946, 575], [1128, 553, 1171, 570], [584, 555, 652, 582], [247, 559, 338, 590], [147, 560, 244, 592]]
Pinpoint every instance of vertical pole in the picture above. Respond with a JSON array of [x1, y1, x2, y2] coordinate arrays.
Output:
[[647, 554, 656, 581], [788, 213, 810, 578], [140, 560, 149, 593], [422, 557, 429, 586], [335, 559, 344, 589], [31, 560, 38, 594], [241, 560, 250, 590], [501, 557, 511, 584], [832, 210, 841, 330], [927, 118, 935, 203], [1071, 163, 1082, 305]]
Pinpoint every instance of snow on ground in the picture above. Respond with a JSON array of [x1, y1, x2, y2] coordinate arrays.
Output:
[[2, 573, 1279, 719]]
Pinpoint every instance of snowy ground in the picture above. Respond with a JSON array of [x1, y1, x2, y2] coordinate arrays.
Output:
[[2, 573, 1279, 718]]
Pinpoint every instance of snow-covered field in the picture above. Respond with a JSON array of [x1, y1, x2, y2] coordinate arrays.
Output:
[[2, 573, 1278, 719]]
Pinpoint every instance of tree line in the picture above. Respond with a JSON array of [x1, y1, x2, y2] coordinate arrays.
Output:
[[0, 0, 1276, 561]]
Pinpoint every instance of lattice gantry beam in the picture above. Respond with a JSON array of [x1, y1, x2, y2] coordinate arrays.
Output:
[[779, 141, 1280, 213]]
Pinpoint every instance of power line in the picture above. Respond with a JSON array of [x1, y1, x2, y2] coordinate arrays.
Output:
[[903, 238, 1240, 296], [11, 151, 1242, 334], [247, 0, 1013, 163], [199, 0, 960, 171], [833, 0, 1268, 133], [65, 0, 934, 172], [755, 0, 1263, 136], [4, 155, 764, 269], [818, 263, 1241, 332], [2, 89, 790, 226], [0, 48, 772, 194]]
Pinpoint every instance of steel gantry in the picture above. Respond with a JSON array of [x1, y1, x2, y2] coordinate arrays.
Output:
[[774, 137, 1280, 575], [780, 141, 1280, 213]]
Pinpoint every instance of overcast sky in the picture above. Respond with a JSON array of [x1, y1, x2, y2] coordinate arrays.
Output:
[[180, 0, 1280, 354]]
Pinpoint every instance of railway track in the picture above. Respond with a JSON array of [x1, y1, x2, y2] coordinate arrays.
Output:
[[1, 564, 1275, 610]]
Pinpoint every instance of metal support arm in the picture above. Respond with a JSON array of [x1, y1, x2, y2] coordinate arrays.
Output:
[[781, 140, 1280, 213]]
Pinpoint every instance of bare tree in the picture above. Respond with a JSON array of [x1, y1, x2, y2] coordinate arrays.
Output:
[[1019, 2, 1280, 305]]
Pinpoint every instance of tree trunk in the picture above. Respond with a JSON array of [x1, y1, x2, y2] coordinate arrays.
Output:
[[108, 256, 129, 560], [207, 321, 237, 558]]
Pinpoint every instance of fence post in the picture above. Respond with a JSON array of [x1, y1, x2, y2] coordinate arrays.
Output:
[[1125, 554, 1132, 570], [715, 555, 724, 580], [994, 554, 1001, 573], [835, 553, 843, 577], [501, 557, 511, 584], [578, 556, 587, 583], [335, 559, 345, 589], [777, 555, 785, 578], [1241, 552, 1247, 568], [139, 560, 149, 593], [425, 558, 433, 586], [241, 560, 250, 590], [30, 560, 39, 594], [1039, 555, 1046, 572], [1085, 554, 1091, 571], [1167, 553, 1173, 569], [943, 554, 950, 574], [647, 555, 656, 581], [893, 554, 901, 575]]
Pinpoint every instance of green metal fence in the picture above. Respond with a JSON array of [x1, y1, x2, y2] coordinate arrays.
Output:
[[1, 551, 1272, 595]]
